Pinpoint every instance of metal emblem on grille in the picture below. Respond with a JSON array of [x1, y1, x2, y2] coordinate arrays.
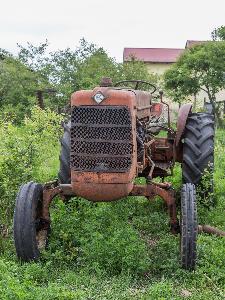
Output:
[[92, 92, 106, 104]]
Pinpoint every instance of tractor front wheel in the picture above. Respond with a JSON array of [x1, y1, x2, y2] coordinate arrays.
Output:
[[13, 182, 50, 262], [180, 183, 198, 270]]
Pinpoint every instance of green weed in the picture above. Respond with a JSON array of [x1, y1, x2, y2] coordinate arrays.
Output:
[[0, 117, 224, 299]]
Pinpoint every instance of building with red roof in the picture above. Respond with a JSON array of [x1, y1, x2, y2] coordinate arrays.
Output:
[[123, 40, 206, 75], [123, 48, 183, 63], [123, 40, 225, 112]]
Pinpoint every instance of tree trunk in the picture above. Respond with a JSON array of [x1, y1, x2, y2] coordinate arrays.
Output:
[[208, 94, 223, 127], [36, 90, 45, 109]]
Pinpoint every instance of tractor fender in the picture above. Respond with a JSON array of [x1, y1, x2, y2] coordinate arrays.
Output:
[[175, 103, 192, 147]]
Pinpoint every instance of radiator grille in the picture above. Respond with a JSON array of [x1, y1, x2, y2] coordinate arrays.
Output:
[[71, 106, 133, 172]]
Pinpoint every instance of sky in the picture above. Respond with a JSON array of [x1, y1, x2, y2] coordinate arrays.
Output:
[[1, 0, 225, 62]]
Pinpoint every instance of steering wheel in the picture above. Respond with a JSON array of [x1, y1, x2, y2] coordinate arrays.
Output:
[[114, 80, 157, 94]]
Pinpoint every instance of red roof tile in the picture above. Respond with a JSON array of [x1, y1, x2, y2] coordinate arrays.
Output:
[[123, 48, 184, 63]]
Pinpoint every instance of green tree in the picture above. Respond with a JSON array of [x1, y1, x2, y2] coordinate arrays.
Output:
[[17, 40, 60, 110], [0, 57, 40, 122], [16, 39, 158, 108], [44, 40, 157, 102], [16, 39, 109, 108], [211, 25, 225, 41], [75, 48, 158, 90], [0, 48, 12, 60], [164, 40, 225, 126], [119, 58, 158, 87], [75, 48, 118, 89], [0, 39, 158, 119], [45, 39, 99, 106]]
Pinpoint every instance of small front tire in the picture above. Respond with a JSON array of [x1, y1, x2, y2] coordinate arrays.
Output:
[[13, 182, 49, 262], [180, 183, 198, 270]]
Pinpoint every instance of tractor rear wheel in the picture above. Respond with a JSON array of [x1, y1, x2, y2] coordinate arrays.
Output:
[[58, 121, 71, 184], [13, 182, 50, 261], [180, 183, 197, 270], [182, 113, 214, 205]]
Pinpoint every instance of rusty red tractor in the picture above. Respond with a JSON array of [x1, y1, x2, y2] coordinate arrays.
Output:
[[13, 79, 214, 270]]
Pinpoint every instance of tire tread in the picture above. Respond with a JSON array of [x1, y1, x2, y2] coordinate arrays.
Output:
[[180, 183, 197, 270], [182, 113, 214, 185]]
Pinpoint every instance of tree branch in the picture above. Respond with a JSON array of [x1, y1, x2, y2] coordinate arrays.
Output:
[[200, 86, 208, 93]]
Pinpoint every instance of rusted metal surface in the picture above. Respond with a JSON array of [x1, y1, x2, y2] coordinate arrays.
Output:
[[150, 103, 163, 117], [137, 104, 152, 111], [144, 139, 155, 179], [159, 90, 171, 128], [59, 184, 73, 195], [39, 182, 225, 238], [174, 141, 183, 163], [71, 88, 137, 201], [70, 105, 133, 173], [41, 181, 225, 237], [114, 80, 156, 93], [41, 182, 63, 223], [130, 183, 179, 233], [73, 182, 133, 202], [56, 180, 179, 234], [144, 138, 174, 178], [198, 225, 225, 237], [150, 138, 173, 161], [100, 77, 113, 87], [135, 90, 152, 119], [69, 82, 185, 203], [135, 96, 164, 120], [175, 103, 192, 147]]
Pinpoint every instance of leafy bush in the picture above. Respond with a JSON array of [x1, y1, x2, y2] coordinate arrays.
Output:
[[0, 107, 62, 224]]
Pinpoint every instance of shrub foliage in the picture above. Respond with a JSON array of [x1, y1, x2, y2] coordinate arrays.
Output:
[[0, 107, 62, 223]]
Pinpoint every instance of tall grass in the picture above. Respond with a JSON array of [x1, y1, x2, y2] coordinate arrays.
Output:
[[0, 112, 224, 299]]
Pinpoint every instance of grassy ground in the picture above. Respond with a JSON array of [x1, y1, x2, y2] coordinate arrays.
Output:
[[0, 128, 224, 299]]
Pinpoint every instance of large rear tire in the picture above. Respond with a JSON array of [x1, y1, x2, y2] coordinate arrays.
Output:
[[58, 121, 71, 184], [180, 183, 197, 270], [13, 182, 49, 262], [182, 113, 214, 205]]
